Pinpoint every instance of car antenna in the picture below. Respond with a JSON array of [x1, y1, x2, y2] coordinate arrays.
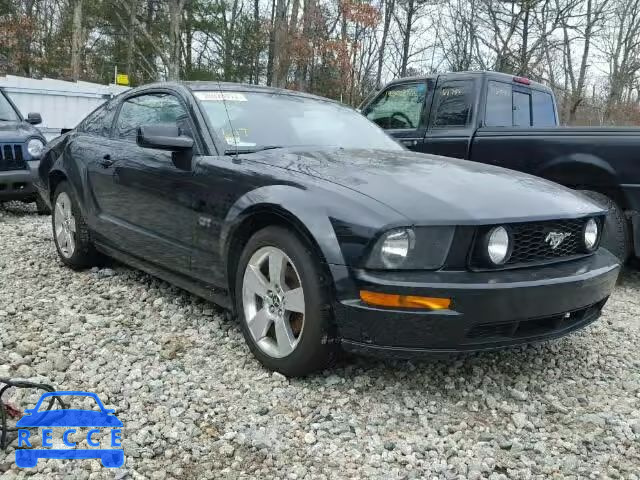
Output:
[[217, 81, 239, 159]]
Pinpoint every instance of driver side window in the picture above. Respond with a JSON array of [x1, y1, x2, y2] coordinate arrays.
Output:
[[365, 83, 427, 130], [115, 93, 187, 141]]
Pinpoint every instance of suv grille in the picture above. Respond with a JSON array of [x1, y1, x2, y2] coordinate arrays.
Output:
[[0, 143, 26, 171], [472, 218, 596, 269]]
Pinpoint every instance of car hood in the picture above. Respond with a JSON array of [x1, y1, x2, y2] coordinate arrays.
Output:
[[254, 148, 604, 224], [0, 120, 39, 142], [16, 409, 123, 427]]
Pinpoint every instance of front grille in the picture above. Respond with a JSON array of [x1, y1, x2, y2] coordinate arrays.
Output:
[[0, 143, 26, 171], [472, 217, 597, 269]]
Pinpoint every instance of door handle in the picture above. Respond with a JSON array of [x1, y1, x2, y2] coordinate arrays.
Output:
[[98, 154, 114, 168]]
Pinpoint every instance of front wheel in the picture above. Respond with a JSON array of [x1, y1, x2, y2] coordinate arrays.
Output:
[[235, 226, 336, 376]]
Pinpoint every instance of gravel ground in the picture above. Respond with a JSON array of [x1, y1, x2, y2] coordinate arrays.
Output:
[[0, 201, 639, 480]]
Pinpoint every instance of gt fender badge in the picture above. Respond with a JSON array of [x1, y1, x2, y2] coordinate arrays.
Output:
[[545, 231, 572, 249]]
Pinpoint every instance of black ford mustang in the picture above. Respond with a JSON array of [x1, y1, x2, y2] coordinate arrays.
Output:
[[35, 82, 620, 376]]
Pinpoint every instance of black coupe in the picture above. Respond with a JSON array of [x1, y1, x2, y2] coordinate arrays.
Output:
[[36, 82, 620, 376]]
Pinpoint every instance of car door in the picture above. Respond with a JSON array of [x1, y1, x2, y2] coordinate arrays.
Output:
[[421, 76, 477, 159], [104, 91, 200, 275], [361, 80, 433, 150]]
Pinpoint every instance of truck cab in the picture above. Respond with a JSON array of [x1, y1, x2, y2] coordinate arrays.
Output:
[[0, 88, 48, 213]]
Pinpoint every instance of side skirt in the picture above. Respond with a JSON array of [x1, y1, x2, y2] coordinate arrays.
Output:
[[95, 242, 233, 310]]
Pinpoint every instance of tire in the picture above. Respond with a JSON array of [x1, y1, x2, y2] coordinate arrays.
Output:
[[35, 195, 51, 215], [52, 181, 103, 269], [581, 190, 631, 263], [235, 226, 336, 376]]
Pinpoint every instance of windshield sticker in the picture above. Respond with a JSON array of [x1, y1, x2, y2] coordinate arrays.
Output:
[[195, 91, 248, 102]]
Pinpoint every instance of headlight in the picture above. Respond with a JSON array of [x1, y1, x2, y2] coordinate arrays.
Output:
[[487, 226, 511, 265], [364, 227, 454, 270], [583, 218, 599, 251], [27, 138, 45, 158]]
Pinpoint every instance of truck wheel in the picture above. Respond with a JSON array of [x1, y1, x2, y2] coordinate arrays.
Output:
[[580, 190, 631, 263], [35, 195, 51, 215], [52, 182, 103, 269], [235, 226, 336, 376]]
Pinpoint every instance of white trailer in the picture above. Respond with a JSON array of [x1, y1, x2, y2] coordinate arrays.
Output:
[[0, 75, 129, 140]]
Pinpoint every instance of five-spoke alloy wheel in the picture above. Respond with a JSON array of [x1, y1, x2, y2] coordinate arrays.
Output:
[[236, 226, 335, 376], [53, 192, 77, 258]]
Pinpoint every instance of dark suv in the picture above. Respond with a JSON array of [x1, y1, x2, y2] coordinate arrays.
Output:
[[0, 88, 48, 213]]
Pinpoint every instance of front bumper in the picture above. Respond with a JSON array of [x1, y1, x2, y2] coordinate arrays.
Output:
[[0, 161, 39, 201], [331, 249, 620, 358]]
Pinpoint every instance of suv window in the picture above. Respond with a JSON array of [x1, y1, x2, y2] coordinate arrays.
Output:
[[79, 101, 117, 136], [0, 92, 20, 122], [432, 80, 473, 128], [116, 93, 187, 141], [365, 82, 427, 130]]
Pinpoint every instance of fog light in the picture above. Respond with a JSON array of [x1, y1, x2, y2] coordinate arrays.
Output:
[[360, 291, 451, 310], [487, 226, 510, 265], [583, 218, 598, 251]]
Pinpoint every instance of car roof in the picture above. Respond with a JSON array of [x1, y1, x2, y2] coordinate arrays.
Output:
[[123, 81, 344, 106]]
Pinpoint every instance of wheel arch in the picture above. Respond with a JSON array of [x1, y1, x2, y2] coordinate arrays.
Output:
[[537, 154, 630, 211]]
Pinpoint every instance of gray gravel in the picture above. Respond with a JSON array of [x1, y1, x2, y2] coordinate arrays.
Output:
[[1, 201, 639, 479]]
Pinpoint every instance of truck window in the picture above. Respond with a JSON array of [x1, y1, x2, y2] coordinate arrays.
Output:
[[532, 90, 556, 126], [431, 80, 473, 128], [364, 82, 426, 130], [513, 91, 531, 126], [485, 81, 512, 127]]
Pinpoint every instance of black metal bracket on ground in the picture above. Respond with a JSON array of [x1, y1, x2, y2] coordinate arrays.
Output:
[[0, 378, 66, 450]]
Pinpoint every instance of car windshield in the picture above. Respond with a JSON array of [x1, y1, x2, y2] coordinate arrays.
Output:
[[0, 93, 20, 122], [194, 90, 402, 152]]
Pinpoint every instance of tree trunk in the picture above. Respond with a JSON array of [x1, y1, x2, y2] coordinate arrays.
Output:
[[266, 0, 277, 85], [126, 0, 138, 83], [376, 0, 395, 87], [168, 0, 184, 81], [71, 0, 84, 81], [272, 0, 288, 88], [400, 0, 414, 77]]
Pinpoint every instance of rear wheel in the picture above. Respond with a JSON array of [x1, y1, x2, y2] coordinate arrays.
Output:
[[581, 190, 631, 263], [52, 182, 103, 269], [235, 226, 335, 376]]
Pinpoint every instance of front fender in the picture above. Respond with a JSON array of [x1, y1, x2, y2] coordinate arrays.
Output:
[[221, 184, 406, 268]]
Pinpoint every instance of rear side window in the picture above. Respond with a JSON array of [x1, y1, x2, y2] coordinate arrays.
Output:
[[79, 101, 116, 136], [532, 91, 556, 126], [116, 93, 187, 141], [431, 80, 473, 128], [485, 81, 557, 127], [364, 82, 427, 130]]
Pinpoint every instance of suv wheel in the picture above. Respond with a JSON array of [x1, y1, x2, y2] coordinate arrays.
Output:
[[235, 226, 336, 376], [52, 182, 103, 269]]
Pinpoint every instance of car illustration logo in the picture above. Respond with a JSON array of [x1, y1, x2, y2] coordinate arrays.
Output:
[[545, 231, 572, 249], [15, 391, 123, 468]]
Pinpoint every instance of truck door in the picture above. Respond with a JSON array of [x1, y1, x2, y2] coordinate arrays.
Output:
[[421, 75, 477, 159], [361, 80, 433, 150]]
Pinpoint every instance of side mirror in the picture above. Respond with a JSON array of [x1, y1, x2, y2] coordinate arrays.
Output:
[[136, 124, 194, 151], [26, 112, 42, 125]]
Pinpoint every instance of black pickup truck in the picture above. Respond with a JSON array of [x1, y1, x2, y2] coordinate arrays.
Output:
[[360, 71, 640, 262], [0, 88, 48, 213]]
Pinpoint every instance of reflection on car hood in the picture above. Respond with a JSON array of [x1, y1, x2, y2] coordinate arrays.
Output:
[[16, 409, 123, 427], [0, 121, 39, 142], [255, 147, 604, 224]]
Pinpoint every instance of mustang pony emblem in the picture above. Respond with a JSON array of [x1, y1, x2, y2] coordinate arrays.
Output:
[[545, 231, 572, 249]]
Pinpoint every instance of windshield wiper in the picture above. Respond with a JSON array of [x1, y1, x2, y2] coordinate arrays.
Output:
[[224, 145, 284, 155]]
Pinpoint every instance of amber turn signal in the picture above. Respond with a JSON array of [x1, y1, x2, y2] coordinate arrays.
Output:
[[359, 290, 451, 310]]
